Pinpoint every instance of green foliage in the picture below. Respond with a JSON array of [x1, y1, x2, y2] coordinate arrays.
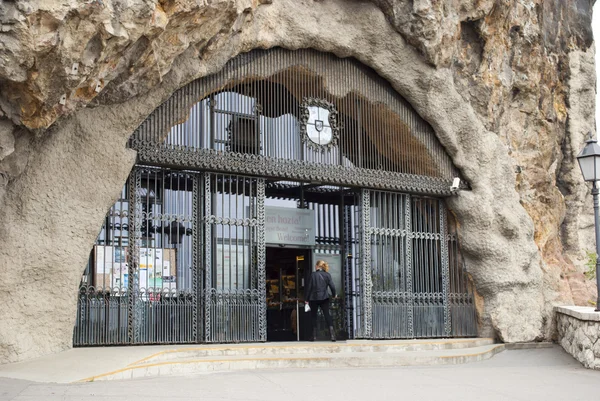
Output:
[[584, 251, 597, 280]]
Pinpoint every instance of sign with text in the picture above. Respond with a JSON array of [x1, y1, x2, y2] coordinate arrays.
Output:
[[265, 206, 315, 246]]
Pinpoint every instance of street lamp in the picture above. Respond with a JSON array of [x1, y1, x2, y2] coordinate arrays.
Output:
[[576, 132, 600, 311]]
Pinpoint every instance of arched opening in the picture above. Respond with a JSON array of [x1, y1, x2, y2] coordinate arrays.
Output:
[[74, 48, 476, 346]]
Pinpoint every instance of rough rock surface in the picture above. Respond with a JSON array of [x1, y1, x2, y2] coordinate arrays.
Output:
[[0, 0, 596, 363], [556, 307, 600, 369]]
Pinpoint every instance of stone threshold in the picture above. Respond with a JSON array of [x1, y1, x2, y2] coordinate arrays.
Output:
[[555, 305, 600, 322]]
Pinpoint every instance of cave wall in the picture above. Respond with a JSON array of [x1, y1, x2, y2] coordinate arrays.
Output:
[[0, 0, 596, 363]]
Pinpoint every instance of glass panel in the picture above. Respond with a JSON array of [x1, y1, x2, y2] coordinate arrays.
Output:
[[210, 175, 255, 291], [136, 170, 195, 297], [579, 156, 596, 181]]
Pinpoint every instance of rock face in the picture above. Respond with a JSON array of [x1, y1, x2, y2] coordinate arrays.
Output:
[[0, 0, 596, 363]]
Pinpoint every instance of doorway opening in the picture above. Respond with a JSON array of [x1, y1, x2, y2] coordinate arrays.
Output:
[[266, 247, 311, 341]]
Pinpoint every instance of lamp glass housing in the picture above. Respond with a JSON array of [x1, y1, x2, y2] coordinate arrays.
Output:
[[578, 155, 597, 182], [577, 139, 600, 182]]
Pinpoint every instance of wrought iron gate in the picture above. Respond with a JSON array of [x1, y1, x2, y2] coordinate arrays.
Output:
[[203, 173, 266, 343], [355, 189, 476, 339], [74, 48, 478, 346], [74, 167, 201, 345]]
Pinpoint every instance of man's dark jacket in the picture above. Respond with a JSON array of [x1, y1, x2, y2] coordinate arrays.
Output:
[[305, 270, 336, 301]]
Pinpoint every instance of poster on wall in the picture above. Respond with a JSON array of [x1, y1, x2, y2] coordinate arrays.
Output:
[[138, 247, 177, 291], [215, 244, 249, 291], [265, 206, 316, 246], [94, 245, 128, 289], [313, 252, 342, 295], [94, 246, 177, 294]]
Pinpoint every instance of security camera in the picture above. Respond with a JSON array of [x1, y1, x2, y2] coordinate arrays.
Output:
[[450, 177, 461, 192]]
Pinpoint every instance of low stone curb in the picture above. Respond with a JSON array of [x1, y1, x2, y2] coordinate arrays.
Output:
[[81, 344, 505, 382], [131, 338, 496, 365]]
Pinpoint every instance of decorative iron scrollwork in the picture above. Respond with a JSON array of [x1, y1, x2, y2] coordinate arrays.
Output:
[[404, 194, 414, 338], [192, 174, 199, 341], [439, 203, 452, 337], [133, 141, 455, 196], [360, 189, 372, 338], [256, 178, 267, 342], [203, 174, 212, 342]]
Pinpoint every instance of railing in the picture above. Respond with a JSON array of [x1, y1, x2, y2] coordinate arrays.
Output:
[[371, 292, 412, 339], [206, 289, 261, 343], [73, 286, 129, 346], [73, 287, 197, 346], [449, 293, 478, 337]]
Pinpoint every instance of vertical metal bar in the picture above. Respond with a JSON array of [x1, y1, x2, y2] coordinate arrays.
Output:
[[384, 193, 389, 291], [400, 97, 405, 174], [440, 200, 451, 337], [204, 173, 212, 342], [193, 173, 200, 342], [379, 83, 387, 172], [295, 255, 300, 342], [352, 64, 359, 168], [257, 178, 266, 341], [360, 189, 372, 338], [235, 176, 239, 291], [286, 51, 292, 161], [365, 73, 373, 170], [327, 203, 333, 242], [127, 168, 141, 344], [275, 51, 280, 159], [408, 103, 413, 174], [209, 94, 216, 150], [219, 175, 224, 293], [340, 190, 348, 337], [388, 88, 397, 172], [228, 175, 232, 291], [259, 54, 265, 157], [424, 201, 430, 326], [405, 193, 414, 338]]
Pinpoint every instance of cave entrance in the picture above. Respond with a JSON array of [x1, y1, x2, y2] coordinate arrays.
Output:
[[73, 48, 477, 346]]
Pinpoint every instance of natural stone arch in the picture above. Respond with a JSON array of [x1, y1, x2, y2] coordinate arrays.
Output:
[[0, 0, 545, 364]]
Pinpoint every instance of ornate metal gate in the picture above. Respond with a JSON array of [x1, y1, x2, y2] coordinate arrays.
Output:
[[355, 189, 476, 339], [203, 173, 266, 343], [74, 47, 478, 346], [74, 167, 201, 345]]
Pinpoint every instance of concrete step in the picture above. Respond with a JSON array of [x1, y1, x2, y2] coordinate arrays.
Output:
[[82, 342, 504, 382], [130, 338, 495, 366]]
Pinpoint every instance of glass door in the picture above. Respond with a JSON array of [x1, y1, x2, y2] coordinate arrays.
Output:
[[265, 248, 310, 341]]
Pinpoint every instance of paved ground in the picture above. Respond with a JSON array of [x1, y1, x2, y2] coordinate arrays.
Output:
[[1, 345, 598, 401]]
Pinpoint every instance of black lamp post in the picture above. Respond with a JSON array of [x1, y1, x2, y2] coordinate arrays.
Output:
[[576, 133, 600, 311]]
